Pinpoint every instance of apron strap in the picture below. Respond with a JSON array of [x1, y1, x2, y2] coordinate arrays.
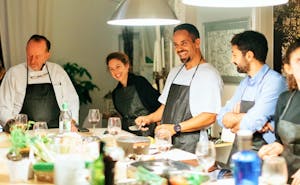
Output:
[[171, 63, 200, 85], [171, 64, 185, 84], [45, 64, 54, 84], [241, 68, 271, 100]]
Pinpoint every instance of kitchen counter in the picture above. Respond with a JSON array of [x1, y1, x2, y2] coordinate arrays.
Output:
[[0, 129, 229, 184]]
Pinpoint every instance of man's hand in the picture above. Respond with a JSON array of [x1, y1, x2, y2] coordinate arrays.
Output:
[[232, 102, 241, 113], [291, 168, 300, 185], [229, 102, 241, 133], [258, 122, 274, 133], [3, 119, 15, 133], [155, 124, 176, 136], [222, 102, 244, 132], [230, 123, 240, 133], [71, 120, 78, 132], [258, 142, 283, 159]]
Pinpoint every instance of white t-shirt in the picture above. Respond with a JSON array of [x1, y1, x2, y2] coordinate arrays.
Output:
[[158, 63, 223, 117]]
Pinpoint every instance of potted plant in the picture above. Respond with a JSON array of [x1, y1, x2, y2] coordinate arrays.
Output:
[[63, 62, 99, 105]]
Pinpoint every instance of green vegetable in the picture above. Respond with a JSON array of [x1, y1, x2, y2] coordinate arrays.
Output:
[[8, 121, 55, 162], [29, 136, 55, 162], [8, 126, 30, 158], [186, 172, 209, 185], [135, 166, 167, 185]]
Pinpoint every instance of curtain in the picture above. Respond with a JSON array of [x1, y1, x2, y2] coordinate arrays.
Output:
[[0, 0, 53, 69]]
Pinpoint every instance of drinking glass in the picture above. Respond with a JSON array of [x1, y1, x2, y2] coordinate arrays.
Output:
[[195, 141, 216, 173], [260, 156, 288, 185], [32, 121, 48, 137], [107, 117, 122, 136], [155, 128, 172, 158], [11, 114, 28, 132], [88, 109, 101, 135]]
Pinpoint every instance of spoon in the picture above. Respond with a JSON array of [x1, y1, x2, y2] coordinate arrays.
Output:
[[129, 125, 140, 131]]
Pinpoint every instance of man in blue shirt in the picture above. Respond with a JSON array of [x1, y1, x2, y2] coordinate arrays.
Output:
[[217, 31, 286, 156]]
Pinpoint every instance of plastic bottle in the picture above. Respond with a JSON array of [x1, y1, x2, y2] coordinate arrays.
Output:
[[231, 130, 261, 185], [91, 142, 105, 185], [59, 103, 72, 134]]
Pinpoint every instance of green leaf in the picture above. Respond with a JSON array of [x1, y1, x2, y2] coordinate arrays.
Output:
[[62, 62, 99, 105], [9, 126, 30, 156]]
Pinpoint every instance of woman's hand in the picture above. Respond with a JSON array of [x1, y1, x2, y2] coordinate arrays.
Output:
[[135, 116, 151, 128], [258, 142, 283, 159], [291, 168, 300, 185]]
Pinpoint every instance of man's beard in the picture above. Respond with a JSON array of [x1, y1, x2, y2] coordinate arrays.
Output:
[[236, 64, 249, 73], [234, 60, 250, 73], [180, 57, 191, 64]]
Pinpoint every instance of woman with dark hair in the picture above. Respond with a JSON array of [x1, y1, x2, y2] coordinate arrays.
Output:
[[258, 40, 300, 185], [106, 52, 160, 136]]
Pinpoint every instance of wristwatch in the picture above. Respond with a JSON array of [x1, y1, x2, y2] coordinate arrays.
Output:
[[173, 124, 181, 134]]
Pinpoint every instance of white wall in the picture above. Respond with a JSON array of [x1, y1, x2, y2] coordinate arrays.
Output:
[[186, 6, 273, 107], [47, 0, 122, 123], [1, 1, 273, 125], [184, 6, 274, 163]]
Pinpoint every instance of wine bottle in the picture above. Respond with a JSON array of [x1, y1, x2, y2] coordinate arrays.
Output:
[[91, 142, 105, 185]]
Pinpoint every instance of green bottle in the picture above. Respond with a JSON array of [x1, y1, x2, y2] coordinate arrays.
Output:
[[91, 142, 105, 185]]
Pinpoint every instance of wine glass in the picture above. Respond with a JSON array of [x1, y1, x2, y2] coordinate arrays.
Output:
[[155, 128, 172, 158], [195, 141, 216, 173], [107, 117, 122, 136], [32, 121, 48, 137], [260, 156, 288, 185], [88, 109, 101, 135], [11, 114, 28, 132]]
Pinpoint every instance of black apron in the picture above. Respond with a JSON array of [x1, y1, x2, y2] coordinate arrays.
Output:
[[114, 85, 155, 136], [277, 91, 300, 181], [161, 64, 200, 153], [19, 64, 60, 128], [227, 69, 270, 165]]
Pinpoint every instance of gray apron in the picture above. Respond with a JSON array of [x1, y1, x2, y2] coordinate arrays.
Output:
[[227, 69, 270, 165], [114, 85, 155, 136], [161, 64, 200, 153], [277, 91, 300, 180], [20, 64, 60, 128]]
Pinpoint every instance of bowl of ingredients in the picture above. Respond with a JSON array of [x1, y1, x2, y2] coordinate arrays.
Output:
[[116, 136, 150, 156]]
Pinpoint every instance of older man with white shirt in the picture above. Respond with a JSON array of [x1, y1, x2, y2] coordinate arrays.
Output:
[[0, 34, 79, 131]]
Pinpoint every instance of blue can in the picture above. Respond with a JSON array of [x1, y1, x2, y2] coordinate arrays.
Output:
[[232, 150, 261, 185]]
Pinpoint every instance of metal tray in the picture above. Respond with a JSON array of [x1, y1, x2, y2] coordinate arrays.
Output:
[[130, 159, 193, 175]]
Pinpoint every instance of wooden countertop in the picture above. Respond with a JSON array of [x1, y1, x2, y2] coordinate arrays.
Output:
[[0, 129, 229, 184], [0, 128, 133, 184]]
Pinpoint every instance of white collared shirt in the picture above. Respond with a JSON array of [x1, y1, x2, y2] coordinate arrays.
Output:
[[0, 62, 79, 126]]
